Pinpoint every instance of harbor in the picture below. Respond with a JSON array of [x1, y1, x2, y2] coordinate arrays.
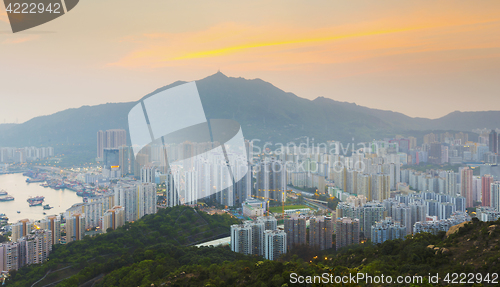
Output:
[[0, 173, 83, 223]]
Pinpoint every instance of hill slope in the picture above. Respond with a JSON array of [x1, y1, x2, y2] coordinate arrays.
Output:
[[7, 213, 499, 287]]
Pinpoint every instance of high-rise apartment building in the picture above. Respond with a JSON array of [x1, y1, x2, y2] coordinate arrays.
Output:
[[445, 171, 457, 196], [370, 174, 390, 201], [258, 216, 278, 231], [66, 214, 85, 243], [336, 217, 360, 250], [482, 175, 494, 206], [491, 182, 500, 211], [114, 182, 157, 222], [0, 230, 52, 273], [391, 204, 412, 235], [255, 160, 287, 202], [309, 216, 334, 250], [461, 167, 474, 208], [141, 165, 156, 183], [371, 218, 406, 244], [97, 129, 127, 159], [230, 224, 252, 255], [284, 215, 307, 250], [264, 230, 287, 261], [243, 220, 265, 256], [101, 206, 126, 233], [0, 242, 19, 272], [359, 202, 385, 238], [489, 130, 498, 154], [11, 219, 33, 242], [39, 216, 61, 245]]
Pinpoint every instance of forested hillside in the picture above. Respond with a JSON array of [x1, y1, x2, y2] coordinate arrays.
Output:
[[6, 209, 500, 286]]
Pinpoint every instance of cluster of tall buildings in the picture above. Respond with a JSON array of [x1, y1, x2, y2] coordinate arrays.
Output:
[[0, 230, 52, 273], [2, 219, 54, 272], [254, 159, 287, 203], [66, 181, 156, 231], [99, 127, 254, 208], [336, 202, 386, 238], [418, 130, 498, 164], [413, 212, 471, 235], [1, 179, 157, 273], [231, 216, 285, 260], [401, 167, 500, 209], [97, 129, 127, 160], [231, 214, 336, 260], [371, 217, 406, 244], [333, 190, 472, 249], [282, 215, 333, 251], [0, 146, 54, 163], [336, 218, 360, 249], [476, 207, 500, 222]]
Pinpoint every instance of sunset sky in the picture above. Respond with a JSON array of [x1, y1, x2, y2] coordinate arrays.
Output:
[[1, 0, 500, 123]]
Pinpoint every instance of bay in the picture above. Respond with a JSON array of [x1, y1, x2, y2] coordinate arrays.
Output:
[[0, 173, 83, 223]]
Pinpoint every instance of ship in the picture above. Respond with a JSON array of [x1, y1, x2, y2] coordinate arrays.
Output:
[[27, 196, 45, 203], [26, 178, 46, 183], [43, 204, 53, 210], [77, 190, 95, 197], [55, 183, 66, 190], [29, 200, 43, 207], [0, 196, 14, 202], [0, 190, 7, 196]]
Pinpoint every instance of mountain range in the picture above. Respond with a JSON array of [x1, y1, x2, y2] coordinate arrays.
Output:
[[0, 72, 498, 152]]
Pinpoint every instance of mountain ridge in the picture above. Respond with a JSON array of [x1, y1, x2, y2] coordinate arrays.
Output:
[[0, 72, 498, 150]]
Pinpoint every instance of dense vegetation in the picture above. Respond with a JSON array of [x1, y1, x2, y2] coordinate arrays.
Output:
[[161, 218, 500, 287], [7, 209, 500, 286], [5, 206, 239, 287]]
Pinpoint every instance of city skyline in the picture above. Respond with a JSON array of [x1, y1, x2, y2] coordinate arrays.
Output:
[[1, 1, 500, 123]]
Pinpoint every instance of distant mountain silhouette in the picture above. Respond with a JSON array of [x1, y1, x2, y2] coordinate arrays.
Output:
[[0, 72, 498, 149]]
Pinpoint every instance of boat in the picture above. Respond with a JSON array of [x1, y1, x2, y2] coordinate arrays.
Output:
[[43, 204, 53, 210], [17, 211, 21, 213], [27, 196, 45, 203], [54, 184, 65, 190], [0, 190, 7, 196], [26, 178, 46, 183], [0, 196, 14, 202], [43, 212, 46, 215], [29, 200, 43, 207]]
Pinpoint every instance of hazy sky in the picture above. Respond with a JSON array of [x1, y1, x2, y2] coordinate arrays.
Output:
[[1, 0, 500, 123]]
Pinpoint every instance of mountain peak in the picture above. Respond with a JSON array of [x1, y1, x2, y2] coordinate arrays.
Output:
[[211, 70, 228, 78]]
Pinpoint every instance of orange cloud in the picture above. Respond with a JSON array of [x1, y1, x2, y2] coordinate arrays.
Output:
[[2, 35, 40, 44], [0, 10, 8, 23], [107, 14, 500, 74]]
